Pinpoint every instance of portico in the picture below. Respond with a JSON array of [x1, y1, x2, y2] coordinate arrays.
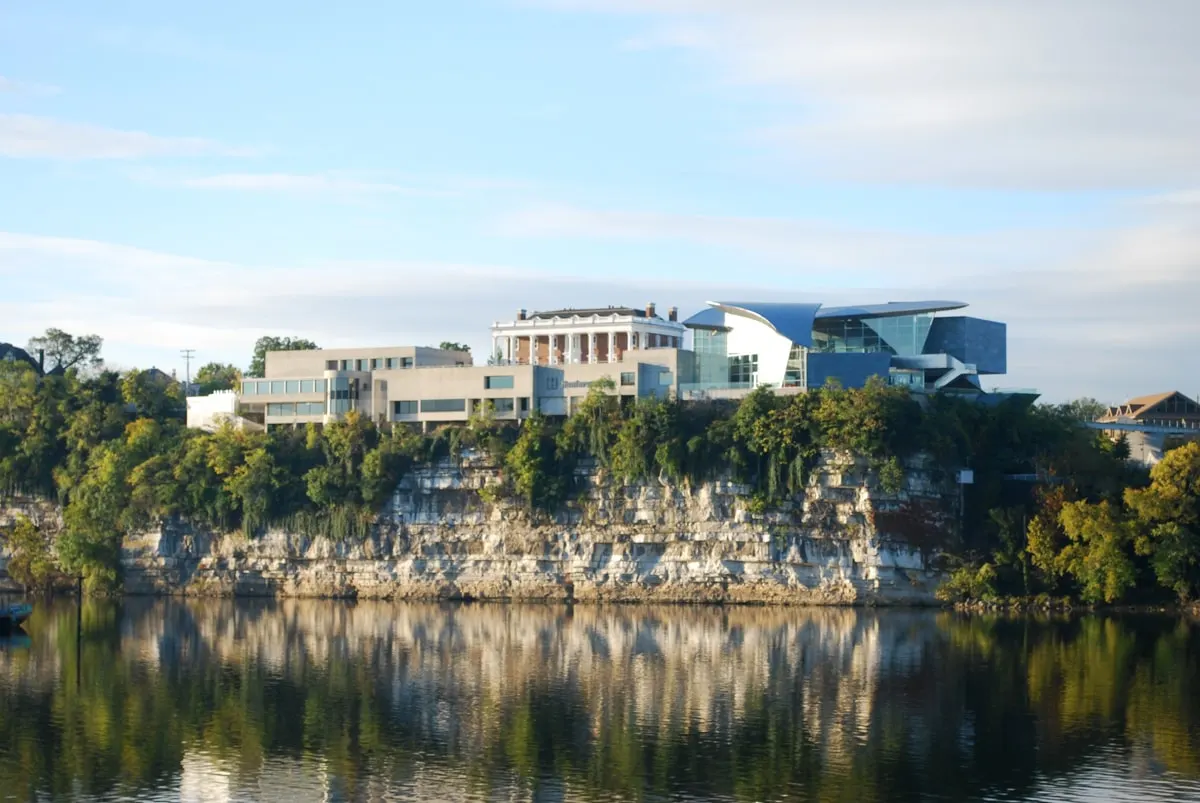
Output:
[[491, 303, 687, 366]]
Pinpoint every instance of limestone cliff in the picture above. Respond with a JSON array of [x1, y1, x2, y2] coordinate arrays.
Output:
[[105, 450, 955, 604]]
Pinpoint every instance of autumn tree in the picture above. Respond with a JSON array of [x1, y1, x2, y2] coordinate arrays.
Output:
[[1125, 442, 1200, 600]]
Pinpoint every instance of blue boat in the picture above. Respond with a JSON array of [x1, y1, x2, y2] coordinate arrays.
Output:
[[1, 604, 32, 634]]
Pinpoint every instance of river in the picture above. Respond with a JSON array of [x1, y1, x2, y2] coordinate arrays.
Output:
[[0, 600, 1197, 802]]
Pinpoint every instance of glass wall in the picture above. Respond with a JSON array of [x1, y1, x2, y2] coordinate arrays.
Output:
[[692, 329, 730, 386], [783, 345, 808, 388], [811, 314, 933, 356], [420, 398, 466, 413], [393, 400, 418, 416]]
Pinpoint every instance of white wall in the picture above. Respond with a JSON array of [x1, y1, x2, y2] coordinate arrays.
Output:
[[725, 316, 794, 387], [186, 391, 240, 431]]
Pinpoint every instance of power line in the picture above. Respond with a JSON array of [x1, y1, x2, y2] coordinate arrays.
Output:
[[180, 349, 195, 395]]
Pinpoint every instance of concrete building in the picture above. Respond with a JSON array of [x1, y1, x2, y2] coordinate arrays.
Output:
[[205, 297, 1011, 432], [490, 303, 687, 365], [681, 300, 1006, 396], [234, 338, 685, 430]]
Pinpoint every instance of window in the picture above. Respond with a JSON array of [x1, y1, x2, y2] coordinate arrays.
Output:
[[420, 398, 466, 413], [285, 380, 300, 394], [659, 370, 673, 386], [314, 380, 326, 394], [300, 379, 314, 393], [545, 375, 561, 390], [326, 360, 338, 370], [371, 358, 383, 369], [357, 359, 369, 371], [485, 375, 514, 389], [386, 358, 397, 369], [270, 381, 285, 394], [339, 359, 350, 371], [493, 398, 515, 413], [401, 357, 413, 369], [242, 381, 257, 395], [519, 397, 530, 413], [394, 400, 418, 416], [296, 401, 324, 415], [267, 403, 296, 417], [729, 355, 758, 385], [620, 372, 635, 387]]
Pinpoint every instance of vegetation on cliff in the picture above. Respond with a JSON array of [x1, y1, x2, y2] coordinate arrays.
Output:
[[0, 332, 1195, 604]]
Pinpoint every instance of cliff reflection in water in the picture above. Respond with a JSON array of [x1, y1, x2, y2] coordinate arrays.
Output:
[[0, 601, 1198, 803]]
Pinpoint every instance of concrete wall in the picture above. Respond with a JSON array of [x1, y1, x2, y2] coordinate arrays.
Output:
[[265, 345, 470, 378]]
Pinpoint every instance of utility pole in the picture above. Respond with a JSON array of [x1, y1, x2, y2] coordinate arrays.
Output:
[[180, 349, 195, 396]]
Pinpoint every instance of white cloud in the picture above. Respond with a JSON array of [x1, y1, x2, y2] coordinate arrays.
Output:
[[178, 172, 450, 198], [546, 0, 1200, 189], [0, 114, 252, 159], [0, 76, 61, 96]]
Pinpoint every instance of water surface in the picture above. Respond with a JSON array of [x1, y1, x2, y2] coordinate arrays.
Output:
[[0, 600, 1197, 802]]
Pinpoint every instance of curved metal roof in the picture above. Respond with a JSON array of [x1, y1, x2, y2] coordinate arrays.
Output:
[[707, 301, 823, 347], [815, 300, 967, 320], [681, 307, 729, 330]]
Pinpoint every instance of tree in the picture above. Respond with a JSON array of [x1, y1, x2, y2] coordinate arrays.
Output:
[[1056, 500, 1138, 603], [247, 336, 318, 378], [27, 328, 103, 374], [438, 342, 471, 353], [121, 369, 184, 419], [194, 362, 241, 394], [1061, 397, 1108, 422], [1, 514, 61, 592], [1125, 441, 1200, 600]]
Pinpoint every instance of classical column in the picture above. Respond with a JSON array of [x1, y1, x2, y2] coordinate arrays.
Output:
[[507, 336, 516, 365], [550, 332, 560, 365], [607, 332, 618, 363], [490, 336, 499, 364], [588, 331, 598, 364]]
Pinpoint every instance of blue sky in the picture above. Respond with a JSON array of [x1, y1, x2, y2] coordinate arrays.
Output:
[[2, 0, 1198, 402]]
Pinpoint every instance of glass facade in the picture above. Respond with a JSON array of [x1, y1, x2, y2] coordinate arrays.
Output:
[[811, 314, 933, 356], [692, 329, 730, 386], [484, 375, 514, 389], [783, 345, 808, 388], [393, 400, 418, 416], [492, 398, 515, 413], [266, 402, 325, 417]]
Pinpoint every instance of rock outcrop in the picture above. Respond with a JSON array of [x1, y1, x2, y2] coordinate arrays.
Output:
[[110, 451, 956, 604]]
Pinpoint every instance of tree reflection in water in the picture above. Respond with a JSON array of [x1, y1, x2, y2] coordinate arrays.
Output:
[[0, 601, 1196, 802]]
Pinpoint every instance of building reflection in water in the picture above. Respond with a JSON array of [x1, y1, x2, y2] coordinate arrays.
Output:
[[0, 600, 1197, 802]]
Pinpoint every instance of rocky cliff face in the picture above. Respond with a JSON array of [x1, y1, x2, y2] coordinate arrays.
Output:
[[111, 451, 956, 604]]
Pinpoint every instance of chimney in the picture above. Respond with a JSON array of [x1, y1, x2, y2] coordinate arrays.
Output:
[[37, 349, 45, 373], [646, 302, 656, 318], [517, 309, 527, 321], [668, 306, 678, 322]]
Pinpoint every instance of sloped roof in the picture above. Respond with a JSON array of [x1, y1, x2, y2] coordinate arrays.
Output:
[[706, 301, 823, 347], [815, 301, 968, 320], [1102, 391, 1200, 421]]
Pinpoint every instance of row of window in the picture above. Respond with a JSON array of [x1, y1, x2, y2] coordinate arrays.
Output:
[[484, 375, 514, 389], [393, 398, 524, 417], [243, 379, 327, 396], [267, 402, 326, 417], [326, 357, 414, 372]]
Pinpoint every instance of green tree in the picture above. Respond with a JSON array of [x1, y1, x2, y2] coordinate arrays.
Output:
[[121, 370, 184, 419], [506, 414, 566, 513], [556, 378, 618, 465], [26, 327, 104, 374], [247, 336, 318, 378], [437, 341, 471, 353], [1, 514, 61, 592], [194, 362, 242, 394], [1060, 397, 1109, 422], [1125, 441, 1200, 600], [1055, 499, 1138, 603]]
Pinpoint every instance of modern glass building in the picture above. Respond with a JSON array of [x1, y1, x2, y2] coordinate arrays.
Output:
[[682, 300, 1006, 394]]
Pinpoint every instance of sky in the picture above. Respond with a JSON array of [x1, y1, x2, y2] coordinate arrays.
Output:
[[2, 0, 1198, 403]]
